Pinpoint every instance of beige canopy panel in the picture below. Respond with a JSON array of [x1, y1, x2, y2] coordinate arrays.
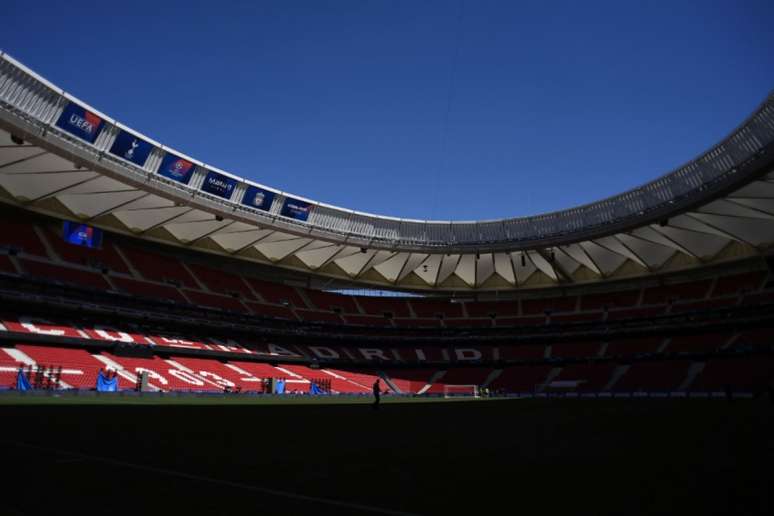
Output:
[[1, 53, 774, 291]]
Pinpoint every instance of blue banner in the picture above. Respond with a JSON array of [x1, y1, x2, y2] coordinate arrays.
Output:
[[109, 130, 153, 167], [55, 102, 105, 143], [201, 170, 237, 200], [97, 370, 118, 392], [16, 369, 31, 391], [242, 185, 275, 212], [280, 198, 313, 221], [157, 153, 195, 184]]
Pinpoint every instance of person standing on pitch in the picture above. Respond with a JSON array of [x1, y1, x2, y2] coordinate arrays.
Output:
[[372, 378, 382, 409]]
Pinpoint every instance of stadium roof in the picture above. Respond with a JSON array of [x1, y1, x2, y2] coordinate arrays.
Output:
[[1, 52, 774, 291]]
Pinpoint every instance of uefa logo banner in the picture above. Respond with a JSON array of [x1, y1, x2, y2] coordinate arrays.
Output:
[[281, 197, 313, 221], [201, 170, 237, 200], [157, 153, 195, 184], [242, 185, 276, 212], [109, 130, 153, 167], [55, 102, 105, 144]]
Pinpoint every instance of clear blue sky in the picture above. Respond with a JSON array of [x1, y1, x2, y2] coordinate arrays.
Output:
[[3, 1, 774, 221]]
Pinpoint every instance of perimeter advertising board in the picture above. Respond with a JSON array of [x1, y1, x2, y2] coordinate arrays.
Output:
[[201, 170, 237, 200], [55, 102, 105, 143], [280, 197, 313, 221], [242, 185, 276, 212], [109, 130, 153, 167], [157, 153, 195, 184]]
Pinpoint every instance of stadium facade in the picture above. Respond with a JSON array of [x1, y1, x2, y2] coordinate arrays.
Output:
[[2, 52, 774, 292], [1, 52, 773, 397]]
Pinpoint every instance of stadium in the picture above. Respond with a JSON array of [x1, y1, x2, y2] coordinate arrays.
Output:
[[1, 10, 774, 515]]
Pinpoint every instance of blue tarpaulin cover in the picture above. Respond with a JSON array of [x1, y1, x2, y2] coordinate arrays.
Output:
[[274, 378, 285, 394], [97, 370, 118, 392], [16, 369, 31, 391]]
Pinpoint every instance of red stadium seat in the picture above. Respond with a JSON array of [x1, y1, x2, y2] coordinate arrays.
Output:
[[19, 259, 110, 290], [111, 276, 187, 304], [304, 290, 359, 314], [0, 254, 18, 274], [355, 296, 412, 318], [613, 361, 692, 392], [409, 299, 463, 318], [186, 263, 256, 300], [551, 363, 617, 392], [489, 366, 553, 392], [245, 278, 307, 308], [0, 220, 48, 257], [642, 280, 711, 305], [42, 227, 130, 274], [118, 245, 199, 288], [522, 296, 578, 315]]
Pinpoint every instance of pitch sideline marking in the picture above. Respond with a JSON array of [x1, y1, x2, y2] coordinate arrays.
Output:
[[0, 439, 421, 516]]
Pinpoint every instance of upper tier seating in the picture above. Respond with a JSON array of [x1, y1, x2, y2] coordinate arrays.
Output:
[[182, 290, 249, 313], [244, 278, 307, 308], [355, 296, 412, 318], [110, 276, 188, 304], [580, 290, 640, 311], [243, 301, 296, 320], [409, 299, 463, 318], [550, 341, 603, 358], [186, 263, 256, 299], [118, 246, 199, 288], [711, 271, 766, 297], [606, 307, 665, 321], [42, 227, 130, 274], [393, 318, 442, 328], [0, 220, 48, 257], [295, 310, 343, 324], [642, 280, 712, 304], [342, 314, 393, 327], [522, 296, 578, 315], [19, 259, 110, 290], [464, 300, 519, 318], [304, 290, 359, 313], [444, 318, 493, 328]]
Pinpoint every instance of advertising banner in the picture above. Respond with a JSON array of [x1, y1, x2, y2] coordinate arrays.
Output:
[[241, 185, 276, 212], [280, 197, 313, 221], [157, 153, 195, 184], [200, 170, 237, 199], [109, 130, 153, 167], [55, 102, 105, 143]]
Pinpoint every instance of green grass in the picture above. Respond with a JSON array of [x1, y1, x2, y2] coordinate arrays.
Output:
[[0, 392, 490, 405], [1, 398, 771, 515]]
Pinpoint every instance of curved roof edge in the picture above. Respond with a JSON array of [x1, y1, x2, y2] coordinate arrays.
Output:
[[1, 52, 773, 253]]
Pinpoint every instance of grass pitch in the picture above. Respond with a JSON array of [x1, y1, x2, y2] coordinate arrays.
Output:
[[0, 396, 771, 515]]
